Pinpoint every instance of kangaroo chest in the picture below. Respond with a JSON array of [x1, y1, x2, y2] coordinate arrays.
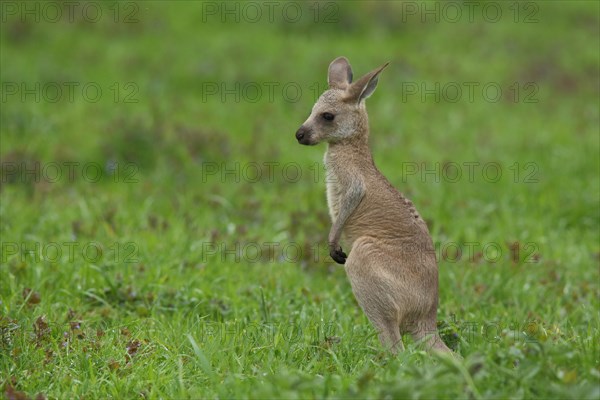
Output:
[[324, 151, 346, 223]]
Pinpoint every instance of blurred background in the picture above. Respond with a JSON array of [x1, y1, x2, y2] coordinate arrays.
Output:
[[2, 0, 598, 242], [1, 1, 599, 398], [2, 0, 598, 268]]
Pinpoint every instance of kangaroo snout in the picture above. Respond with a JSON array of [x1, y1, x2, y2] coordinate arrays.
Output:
[[295, 125, 315, 145]]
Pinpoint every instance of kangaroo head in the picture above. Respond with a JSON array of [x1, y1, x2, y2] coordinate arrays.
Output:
[[296, 56, 389, 146]]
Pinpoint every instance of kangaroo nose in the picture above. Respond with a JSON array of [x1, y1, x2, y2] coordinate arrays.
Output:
[[295, 127, 306, 141]]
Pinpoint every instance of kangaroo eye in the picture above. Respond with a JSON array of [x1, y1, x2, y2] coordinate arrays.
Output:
[[322, 112, 335, 121]]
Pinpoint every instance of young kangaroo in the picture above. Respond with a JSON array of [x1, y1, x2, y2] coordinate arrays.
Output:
[[295, 57, 450, 353]]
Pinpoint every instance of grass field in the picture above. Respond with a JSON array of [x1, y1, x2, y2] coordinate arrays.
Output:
[[1, 1, 599, 399]]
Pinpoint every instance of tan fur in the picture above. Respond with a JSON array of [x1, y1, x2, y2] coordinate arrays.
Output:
[[295, 57, 451, 354]]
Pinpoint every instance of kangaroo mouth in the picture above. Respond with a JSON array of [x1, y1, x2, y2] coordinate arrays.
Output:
[[297, 136, 317, 146]]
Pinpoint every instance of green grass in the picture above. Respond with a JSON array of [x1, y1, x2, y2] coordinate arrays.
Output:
[[1, 1, 599, 399]]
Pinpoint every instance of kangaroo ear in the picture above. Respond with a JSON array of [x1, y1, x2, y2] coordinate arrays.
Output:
[[328, 56, 353, 89], [347, 62, 389, 104]]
